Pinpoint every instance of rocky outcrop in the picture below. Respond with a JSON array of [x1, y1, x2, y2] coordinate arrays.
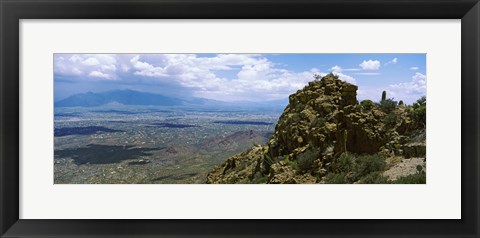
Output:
[[206, 74, 426, 184]]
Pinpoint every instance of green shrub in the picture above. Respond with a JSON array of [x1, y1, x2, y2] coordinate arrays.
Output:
[[297, 148, 320, 172], [324, 173, 348, 184], [359, 172, 388, 184], [327, 153, 386, 183], [354, 154, 386, 178], [332, 152, 356, 172], [408, 96, 426, 128], [354, 104, 362, 111], [360, 99, 375, 111], [313, 117, 326, 127], [379, 98, 398, 113], [393, 172, 426, 184], [250, 172, 268, 184], [284, 157, 299, 171], [415, 96, 426, 107], [383, 112, 398, 128]]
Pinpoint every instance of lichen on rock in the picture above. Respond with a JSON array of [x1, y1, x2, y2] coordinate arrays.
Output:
[[206, 74, 426, 184]]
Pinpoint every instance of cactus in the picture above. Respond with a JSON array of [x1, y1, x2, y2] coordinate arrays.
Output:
[[381, 90, 387, 101], [343, 130, 348, 152]]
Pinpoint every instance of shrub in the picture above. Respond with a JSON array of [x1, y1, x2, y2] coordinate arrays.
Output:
[[415, 96, 426, 107], [379, 98, 398, 113], [250, 172, 268, 184], [354, 104, 362, 111], [360, 172, 388, 184], [284, 157, 299, 171], [313, 117, 326, 127], [263, 154, 274, 166], [393, 172, 426, 184], [360, 99, 375, 111], [333, 152, 356, 172], [408, 96, 426, 128], [326, 153, 387, 183], [383, 112, 398, 128], [324, 173, 348, 184], [354, 154, 386, 179], [297, 148, 320, 172]]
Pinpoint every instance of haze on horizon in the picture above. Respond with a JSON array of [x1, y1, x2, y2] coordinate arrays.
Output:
[[54, 53, 426, 104]]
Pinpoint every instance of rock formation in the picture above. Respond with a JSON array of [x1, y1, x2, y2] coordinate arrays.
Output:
[[206, 74, 426, 184]]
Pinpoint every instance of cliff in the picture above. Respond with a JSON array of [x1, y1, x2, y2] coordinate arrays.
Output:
[[206, 74, 426, 184]]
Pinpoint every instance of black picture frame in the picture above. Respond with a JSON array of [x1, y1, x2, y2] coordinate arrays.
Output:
[[1, 0, 479, 237]]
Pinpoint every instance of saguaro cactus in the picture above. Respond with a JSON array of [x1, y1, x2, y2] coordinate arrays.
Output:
[[381, 90, 387, 101]]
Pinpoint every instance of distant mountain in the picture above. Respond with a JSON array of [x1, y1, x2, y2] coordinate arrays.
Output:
[[55, 90, 186, 107], [55, 89, 289, 109]]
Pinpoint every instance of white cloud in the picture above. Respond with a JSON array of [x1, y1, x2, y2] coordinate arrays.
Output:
[[384, 58, 398, 66], [55, 54, 360, 101], [330, 65, 361, 72], [359, 60, 381, 70], [89, 71, 112, 79], [69, 55, 82, 63], [343, 68, 361, 72], [330, 65, 342, 72], [82, 57, 100, 66], [388, 72, 426, 104], [55, 54, 117, 80], [410, 66, 419, 70], [71, 68, 82, 75], [127, 54, 359, 101], [354, 72, 381, 76]]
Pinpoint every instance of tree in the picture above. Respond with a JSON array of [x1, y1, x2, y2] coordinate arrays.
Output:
[[360, 99, 375, 111], [409, 96, 426, 128], [379, 98, 397, 113]]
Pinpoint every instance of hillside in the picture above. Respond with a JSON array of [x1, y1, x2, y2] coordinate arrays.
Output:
[[206, 74, 426, 184]]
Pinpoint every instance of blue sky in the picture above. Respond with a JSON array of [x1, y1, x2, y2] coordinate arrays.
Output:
[[54, 54, 426, 104]]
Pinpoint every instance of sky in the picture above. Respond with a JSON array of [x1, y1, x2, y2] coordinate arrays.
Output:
[[54, 53, 426, 104]]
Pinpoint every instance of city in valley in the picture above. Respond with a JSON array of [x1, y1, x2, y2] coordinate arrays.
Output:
[[54, 104, 282, 184]]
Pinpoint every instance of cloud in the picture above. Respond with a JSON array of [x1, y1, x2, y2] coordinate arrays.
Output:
[[388, 72, 426, 104], [343, 68, 361, 72], [354, 72, 381, 76], [89, 71, 112, 79], [82, 57, 100, 66], [330, 65, 342, 72], [384, 58, 398, 66], [55, 54, 118, 80], [410, 66, 419, 70], [359, 60, 381, 70], [54, 54, 358, 101]]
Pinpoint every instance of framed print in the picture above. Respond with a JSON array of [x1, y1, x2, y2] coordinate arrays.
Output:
[[1, 0, 479, 237]]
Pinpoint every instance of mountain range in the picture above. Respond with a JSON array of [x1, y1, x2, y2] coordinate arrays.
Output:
[[55, 89, 288, 109]]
